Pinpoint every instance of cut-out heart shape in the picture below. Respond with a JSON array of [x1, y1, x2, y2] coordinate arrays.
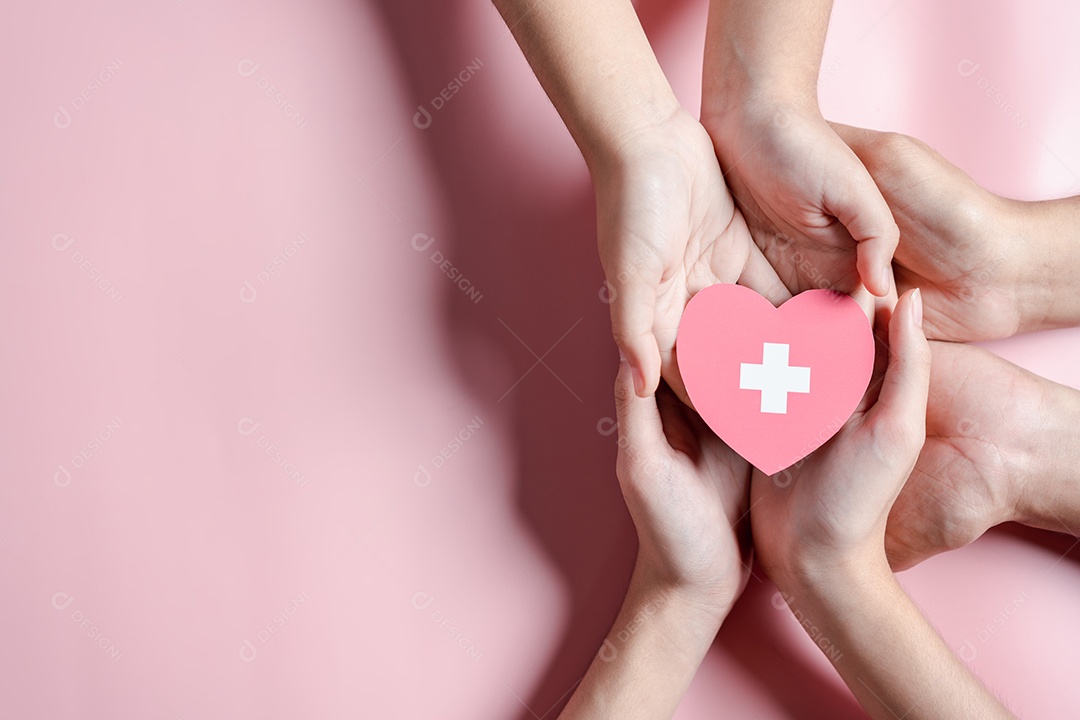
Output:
[[677, 284, 874, 475]]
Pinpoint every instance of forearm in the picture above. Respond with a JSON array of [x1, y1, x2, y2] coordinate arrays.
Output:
[[779, 560, 1015, 720], [558, 562, 721, 720], [491, 0, 680, 171], [701, 0, 833, 122], [1014, 375, 1080, 535], [1010, 195, 1080, 332]]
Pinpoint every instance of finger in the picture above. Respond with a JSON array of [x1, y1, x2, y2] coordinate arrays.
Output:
[[829, 121, 880, 159], [823, 148, 899, 298], [610, 276, 661, 397], [738, 244, 793, 307], [865, 288, 931, 444], [614, 357, 668, 460]]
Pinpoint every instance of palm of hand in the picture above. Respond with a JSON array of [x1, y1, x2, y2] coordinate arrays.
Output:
[[623, 386, 752, 605], [749, 345, 899, 573], [597, 109, 786, 401], [885, 342, 1041, 569]]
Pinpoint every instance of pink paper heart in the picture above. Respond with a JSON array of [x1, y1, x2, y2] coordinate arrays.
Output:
[[677, 284, 875, 475]]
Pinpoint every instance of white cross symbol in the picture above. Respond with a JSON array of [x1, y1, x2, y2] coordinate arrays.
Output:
[[739, 342, 811, 414]]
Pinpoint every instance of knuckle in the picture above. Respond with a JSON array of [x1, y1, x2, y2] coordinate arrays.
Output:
[[873, 131, 916, 162]]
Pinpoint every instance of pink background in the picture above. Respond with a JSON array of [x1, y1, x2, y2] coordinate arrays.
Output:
[[2, 0, 1079, 717]]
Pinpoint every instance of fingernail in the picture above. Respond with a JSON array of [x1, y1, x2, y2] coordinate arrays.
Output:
[[632, 366, 646, 396], [880, 265, 891, 294], [618, 348, 628, 365], [911, 288, 923, 328]]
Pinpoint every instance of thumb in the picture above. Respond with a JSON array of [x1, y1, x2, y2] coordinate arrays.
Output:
[[865, 288, 931, 451], [823, 142, 899, 298], [609, 275, 661, 397]]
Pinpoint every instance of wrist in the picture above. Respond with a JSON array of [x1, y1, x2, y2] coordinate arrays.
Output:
[[773, 553, 898, 648], [701, 3, 825, 132], [770, 543, 892, 604], [700, 83, 820, 142], [584, 100, 695, 181], [626, 559, 730, 645], [1010, 196, 1080, 333], [575, 64, 683, 175], [1012, 380, 1080, 534]]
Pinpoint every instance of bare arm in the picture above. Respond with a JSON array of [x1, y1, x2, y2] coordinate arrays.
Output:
[[557, 362, 753, 717], [490, 0, 678, 171], [492, 0, 790, 399], [780, 563, 1015, 720], [1011, 195, 1080, 333], [702, 0, 833, 113], [753, 290, 1015, 719], [557, 566, 721, 720]]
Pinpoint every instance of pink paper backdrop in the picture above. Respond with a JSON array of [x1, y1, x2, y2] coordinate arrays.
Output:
[[2, 0, 1079, 718]]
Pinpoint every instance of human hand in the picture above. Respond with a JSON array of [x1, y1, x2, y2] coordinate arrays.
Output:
[[598, 107, 790, 400], [887, 341, 1080, 569], [750, 289, 930, 586], [613, 355, 752, 620], [555, 362, 753, 720], [746, 290, 1021, 720], [831, 123, 1080, 341], [700, 0, 896, 299], [701, 102, 897, 299]]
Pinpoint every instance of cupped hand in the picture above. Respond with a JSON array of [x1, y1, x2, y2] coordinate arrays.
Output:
[[750, 289, 931, 584], [703, 104, 898, 299], [613, 357, 752, 617], [832, 123, 1027, 342], [597, 107, 790, 400], [885, 341, 1048, 569]]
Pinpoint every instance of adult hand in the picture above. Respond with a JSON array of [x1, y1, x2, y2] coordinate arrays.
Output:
[[833, 123, 1080, 341], [887, 341, 1080, 569]]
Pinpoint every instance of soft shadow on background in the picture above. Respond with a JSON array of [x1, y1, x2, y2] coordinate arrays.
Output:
[[371, 0, 865, 716]]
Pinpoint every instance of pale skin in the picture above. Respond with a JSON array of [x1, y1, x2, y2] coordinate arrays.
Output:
[[557, 361, 752, 718], [560, 292, 1016, 718], [492, 0, 1079, 714], [702, 0, 899, 298], [555, 129, 1080, 715], [490, 0, 888, 403], [752, 289, 1014, 720], [833, 125, 1080, 567]]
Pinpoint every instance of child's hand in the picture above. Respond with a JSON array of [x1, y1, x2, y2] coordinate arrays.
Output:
[[750, 288, 931, 588], [554, 361, 754, 720], [613, 356, 752, 621], [598, 108, 791, 401], [703, 103, 898, 299]]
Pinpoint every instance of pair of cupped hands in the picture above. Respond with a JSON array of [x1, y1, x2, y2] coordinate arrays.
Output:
[[602, 100, 1053, 629]]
